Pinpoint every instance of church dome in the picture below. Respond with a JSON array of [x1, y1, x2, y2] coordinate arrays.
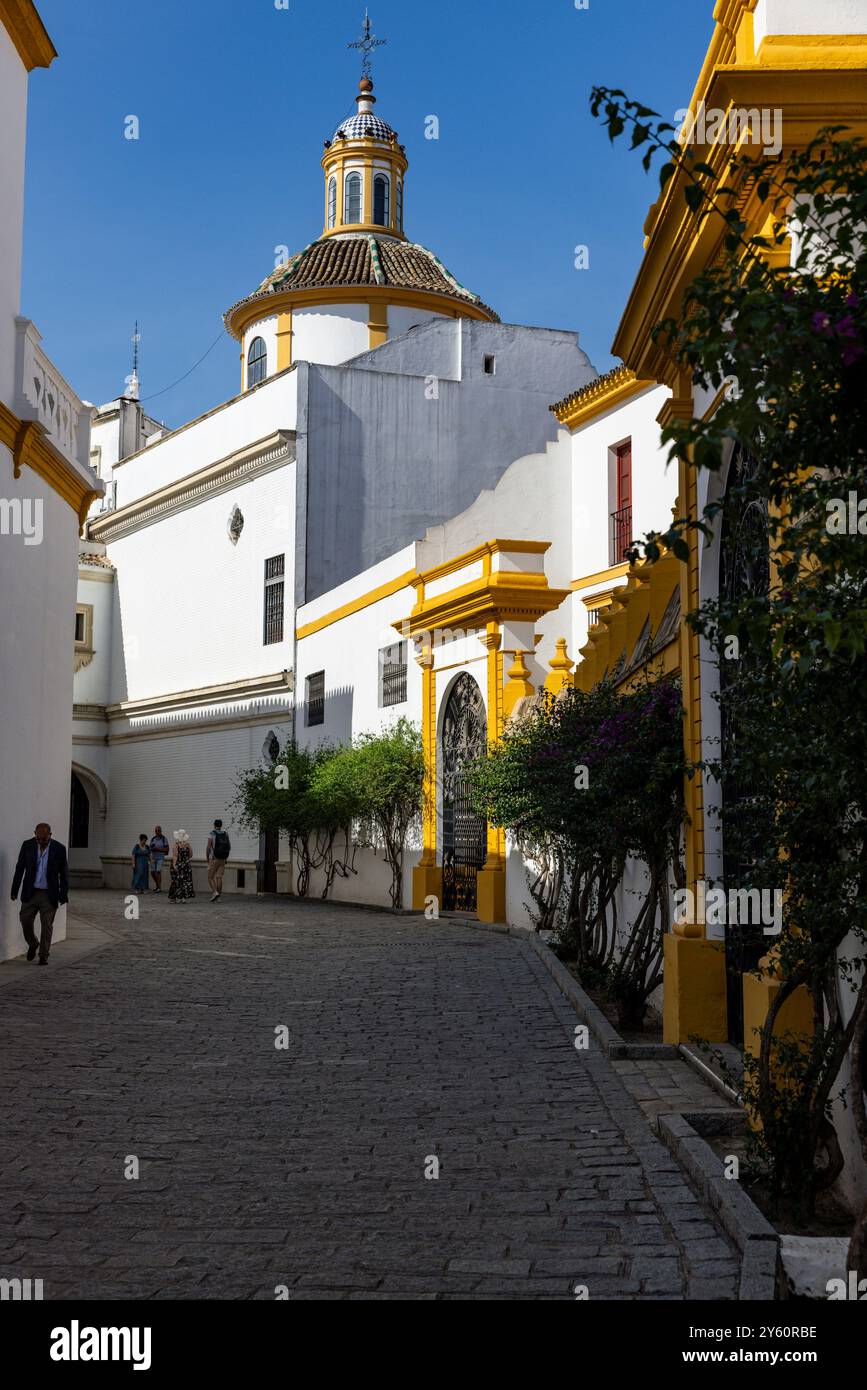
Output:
[[333, 111, 396, 143], [229, 235, 497, 320]]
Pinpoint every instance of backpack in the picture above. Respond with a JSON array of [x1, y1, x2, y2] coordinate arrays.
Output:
[[213, 829, 231, 860]]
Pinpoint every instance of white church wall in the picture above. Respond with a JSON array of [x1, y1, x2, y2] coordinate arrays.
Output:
[[107, 463, 296, 702], [295, 543, 418, 751], [292, 303, 370, 366], [386, 304, 448, 341], [113, 369, 298, 509], [74, 568, 115, 707], [0, 449, 77, 959], [0, 22, 26, 406], [102, 712, 292, 891]]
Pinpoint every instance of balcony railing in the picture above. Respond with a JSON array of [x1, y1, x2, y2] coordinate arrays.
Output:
[[14, 317, 92, 472], [610, 504, 633, 565]]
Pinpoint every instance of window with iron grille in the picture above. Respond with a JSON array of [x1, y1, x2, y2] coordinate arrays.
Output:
[[379, 641, 407, 707], [306, 670, 325, 727], [609, 440, 633, 565], [263, 554, 284, 645]]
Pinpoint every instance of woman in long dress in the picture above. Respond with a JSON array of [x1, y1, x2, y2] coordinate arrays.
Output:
[[168, 829, 196, 904], [131, 835, 150, 892]]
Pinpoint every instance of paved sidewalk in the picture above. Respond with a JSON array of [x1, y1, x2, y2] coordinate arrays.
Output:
[[0, 890, 740, 1300]]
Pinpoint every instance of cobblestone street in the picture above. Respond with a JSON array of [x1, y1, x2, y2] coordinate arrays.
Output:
[[0, 891, 740, 1300]]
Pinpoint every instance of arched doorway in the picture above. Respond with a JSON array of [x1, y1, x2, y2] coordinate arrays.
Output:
[[440, 672, 487, 912], [69, 772, 90, 848], [719, 443, 771, 1043]]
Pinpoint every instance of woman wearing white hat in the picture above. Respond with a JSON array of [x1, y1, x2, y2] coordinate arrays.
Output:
[[168, 829, 195, 904]]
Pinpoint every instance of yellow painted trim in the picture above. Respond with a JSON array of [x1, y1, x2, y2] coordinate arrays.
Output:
[[0, 398, 98, 529], [552, 366, 653, 430], [417, 538, 550, 593], [582, 589, 619, 614], [226, 284, 494, 341], [368, 301, 388, 349], [572, 561, 630, 591], [0, 0, 56, 70], [296, 568, 417, 641], [276, 310, 293, 372]]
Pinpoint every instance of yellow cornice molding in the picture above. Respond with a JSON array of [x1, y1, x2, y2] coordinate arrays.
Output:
[[1, 398, 98, 530], [89, 430, 294, 543], [572, 561, 631, 592], [627, 24, 867, 377], [296, 567, 417, 641], [401, 540, 567, 639], [416, 538, 550, 591], [0, 0, 56, 70], [551, 366, 653, 430], [226, 282, 492, 341]]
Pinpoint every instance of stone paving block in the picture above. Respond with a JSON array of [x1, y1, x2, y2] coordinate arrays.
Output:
[[0, 891, 742, 1301]]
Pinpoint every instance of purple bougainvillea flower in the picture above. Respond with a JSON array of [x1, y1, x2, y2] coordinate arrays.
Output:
[[812, 310, 833, 337]]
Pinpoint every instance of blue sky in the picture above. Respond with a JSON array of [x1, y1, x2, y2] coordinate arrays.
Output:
[[23, 0, 713, 428]]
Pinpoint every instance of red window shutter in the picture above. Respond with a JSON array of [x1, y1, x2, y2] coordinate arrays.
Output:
[[616, 442, 632, 513]]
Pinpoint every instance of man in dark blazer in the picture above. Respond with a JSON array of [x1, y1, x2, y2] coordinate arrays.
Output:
[[11, 823, 69, 965]]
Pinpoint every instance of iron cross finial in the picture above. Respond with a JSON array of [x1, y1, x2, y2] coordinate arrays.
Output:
[[348, 8, 386, 80]]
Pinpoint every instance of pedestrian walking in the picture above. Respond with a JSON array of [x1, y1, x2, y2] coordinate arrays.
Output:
[[10, 822, 69, 965], [168, 829, 195, 904], [206, 818, 231, 903], [149, 825, 170, 893], [131, 835, 150, 892]]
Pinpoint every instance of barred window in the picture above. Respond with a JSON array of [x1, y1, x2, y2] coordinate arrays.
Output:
[[263, 554, 284, 645], [306, 670, 325, 727], [379, 641, 407, 707]]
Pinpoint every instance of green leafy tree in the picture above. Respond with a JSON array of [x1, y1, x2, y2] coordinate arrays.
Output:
[[350, 718, 424, 909], [470, 678, 685, 1029]]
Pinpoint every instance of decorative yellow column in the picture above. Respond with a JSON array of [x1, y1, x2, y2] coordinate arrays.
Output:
[[276, 310, 293, 371], [411, 645, 442, 911], [476, 623, 507, 923], [661, 390, 727, 1045]]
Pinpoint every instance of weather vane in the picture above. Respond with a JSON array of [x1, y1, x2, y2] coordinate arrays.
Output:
[[348, 8, 386, 80]]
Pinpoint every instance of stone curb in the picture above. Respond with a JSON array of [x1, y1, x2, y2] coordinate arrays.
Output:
[[656, 1111, 779, 1300]]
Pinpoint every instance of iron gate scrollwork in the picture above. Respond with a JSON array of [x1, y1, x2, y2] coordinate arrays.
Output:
[[441, 673, 488, 912], [719, 443, 771, 1044]]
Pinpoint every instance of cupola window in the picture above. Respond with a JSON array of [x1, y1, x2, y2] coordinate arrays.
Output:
[[327, 175, 337, 229], [247, 335, 267, 387], [396, 179, 403, 229], [344, 172, 362, 224], [373, 173, 390, 227]]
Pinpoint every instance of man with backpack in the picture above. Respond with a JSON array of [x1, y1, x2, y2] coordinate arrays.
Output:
[[206, 819, 231, 902]]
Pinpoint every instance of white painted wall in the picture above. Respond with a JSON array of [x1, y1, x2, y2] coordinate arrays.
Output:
[[386, 305, 449, 341], [0, 24, 26, 405], [105, 714, 292, 867], [0, 445, 78, 959], [107, 463, 296, 702], [295, 544, 417, 751], [754, 0, 867, 44], [113, 369, 297, 508], [292, 304, 370, 366]]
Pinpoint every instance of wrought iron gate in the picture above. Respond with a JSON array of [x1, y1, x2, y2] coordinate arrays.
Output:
[[719, 443, 771, 1044], [441, 673, 488, 912]]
